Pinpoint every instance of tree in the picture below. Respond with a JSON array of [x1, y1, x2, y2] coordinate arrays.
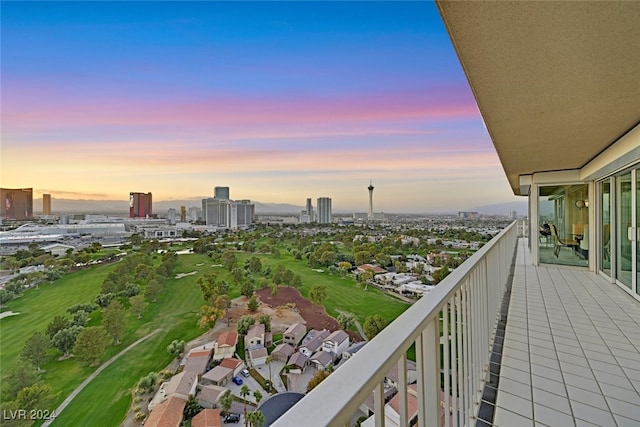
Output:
[[183, 394, 200, 420], [146, 278, 162, 302], [15, 383, 53, 413], [253, 389, 263, 405], [46, 315, 70, 339], [309, 284, 328, 305], [248, 256, 262, 274], [130, 295, 147, 319], [241, 281, 255, 298], [137, 372, 158, 394], [338, 262, 352, 276], [167, 339, 185, 358], [103, 300, 126, 345], [433, 266, 451, 284], [72, 310, 90, 327], [363, 315, 386, 340], [247, 292, 259, 312], [336, 312, 356, 331], [237, 315, 256, 336], [306, 370, 331, 392], [73, 326, 110, 366], [258, 314, 271, 332], [94, 292, 116, 308], [52, 326, 82, 357], [291, 274, 302, 289], [247, 410, 265, 427], [240, 384, 250, 427], [20, 332, 49, 371], [5, 361, 39, 398], [199, 305, 224, 329], [219, 389, 233, 415]]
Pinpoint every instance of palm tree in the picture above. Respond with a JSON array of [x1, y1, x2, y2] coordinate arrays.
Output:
[[265, 355, 273, 392], [247, 410, 265, 427], [240, 384, 250, 427], [253, 389, 263, 406]]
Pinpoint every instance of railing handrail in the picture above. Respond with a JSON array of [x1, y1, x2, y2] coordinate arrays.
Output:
[[274, 221, 518, 426]]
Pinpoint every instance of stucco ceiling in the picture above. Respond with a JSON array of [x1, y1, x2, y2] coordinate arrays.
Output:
[[437, 1, 640, 195]]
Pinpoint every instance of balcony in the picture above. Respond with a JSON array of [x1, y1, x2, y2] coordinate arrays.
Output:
[[273, 221, 640, 426]]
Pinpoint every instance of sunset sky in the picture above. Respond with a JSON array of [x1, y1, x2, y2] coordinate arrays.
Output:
[[1, 1, 521, 213]]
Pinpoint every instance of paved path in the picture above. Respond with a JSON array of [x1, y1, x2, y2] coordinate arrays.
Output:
[[43, 328, 162, 427]]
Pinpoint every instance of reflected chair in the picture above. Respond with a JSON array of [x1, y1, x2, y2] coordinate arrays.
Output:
[[550, 224, 578, 257]]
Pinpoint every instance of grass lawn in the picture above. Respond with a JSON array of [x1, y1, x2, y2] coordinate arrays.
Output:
[[3, 247, 410, 427], [236, 251, 409, 325]]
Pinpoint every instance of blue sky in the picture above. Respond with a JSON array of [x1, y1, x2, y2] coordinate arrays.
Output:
[[1, 1, 520, 212]]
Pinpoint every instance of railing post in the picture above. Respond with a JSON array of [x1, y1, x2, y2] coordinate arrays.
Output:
[[374, 381, 385, 427], [397, 354, 408, 427]]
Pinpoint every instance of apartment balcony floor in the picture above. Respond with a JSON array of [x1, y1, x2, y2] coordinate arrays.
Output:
[[488, 239, 640, 426]]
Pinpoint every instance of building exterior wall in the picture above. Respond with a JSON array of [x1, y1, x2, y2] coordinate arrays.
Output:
[[317, 197, 332, 224], [42, 194, 51, 215], [130, 192, 153, 218], [1, 188, 33, 220]]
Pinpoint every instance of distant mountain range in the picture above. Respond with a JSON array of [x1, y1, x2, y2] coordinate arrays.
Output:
[[34, 198, 529, 217]]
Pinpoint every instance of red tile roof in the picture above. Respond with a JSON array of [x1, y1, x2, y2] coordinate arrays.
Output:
[[144, 396, 186, 427], [217, 331, 238, 347], [219, 357, 242, 370], [191, 408, 221, 427]]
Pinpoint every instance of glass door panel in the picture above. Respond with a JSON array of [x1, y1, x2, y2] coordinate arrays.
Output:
[[636, 168, 639, 295], [616, 172, 632, 289], [600, 180, 611, 276]]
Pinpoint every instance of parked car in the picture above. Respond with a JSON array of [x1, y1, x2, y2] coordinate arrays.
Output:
[[232, 376, 243, 385], [241, 368, 250, 377], [223, 413, 240, 423]]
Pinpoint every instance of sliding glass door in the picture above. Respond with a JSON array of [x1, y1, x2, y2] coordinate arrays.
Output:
[[613, 167, 638, 296]]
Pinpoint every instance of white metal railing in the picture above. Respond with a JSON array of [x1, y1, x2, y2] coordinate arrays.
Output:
[[273, 221, 518, 427]]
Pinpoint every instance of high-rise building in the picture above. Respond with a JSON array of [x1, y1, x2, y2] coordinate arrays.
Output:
[[316, 197, 332, 224], [43, 194, 51, 215], [129, 192, 153, 218], [214, 186, 230, 200], [202, 187, 254, 229], [367, 180, 374, 220], [1, 188, 33, 220], [180, 206, 187, 222], [306, 198, 314, 222], [167, 208, 176, 225]]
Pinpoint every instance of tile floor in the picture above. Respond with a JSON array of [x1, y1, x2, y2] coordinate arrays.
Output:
[[492, 239, 640, 427]]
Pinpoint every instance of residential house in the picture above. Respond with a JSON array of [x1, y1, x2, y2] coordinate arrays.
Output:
[[144, 395, 186, 427], [355, 264, 386, 275], [385, 360, 417, 389], [191, 408, 222, 427], [147, 371, 197, 411], [342, 342, 367, 361], [249, 346, 268, 367], [299, 330, 329, 357], [201, 366, 233, 387], [283, 323, 307, 347], [361, 385, 419, 427], [174, 371, 199, 400], [245, 324, 272, 349], [218, 357, 244, 376], [213, 331, 238, 360], [310, 351, 333, 371], [184, 348, 212, 374], [196, 384, 227, 409], [322, 330, 350, 358], [286, 352, 308, 374], [271, 343, 295, 363]]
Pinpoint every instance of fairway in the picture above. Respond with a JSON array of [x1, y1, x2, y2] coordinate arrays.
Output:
[[2, 249, 410, 427]]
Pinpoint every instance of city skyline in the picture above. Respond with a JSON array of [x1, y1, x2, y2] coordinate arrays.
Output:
[[1, 1, 522, 213]]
